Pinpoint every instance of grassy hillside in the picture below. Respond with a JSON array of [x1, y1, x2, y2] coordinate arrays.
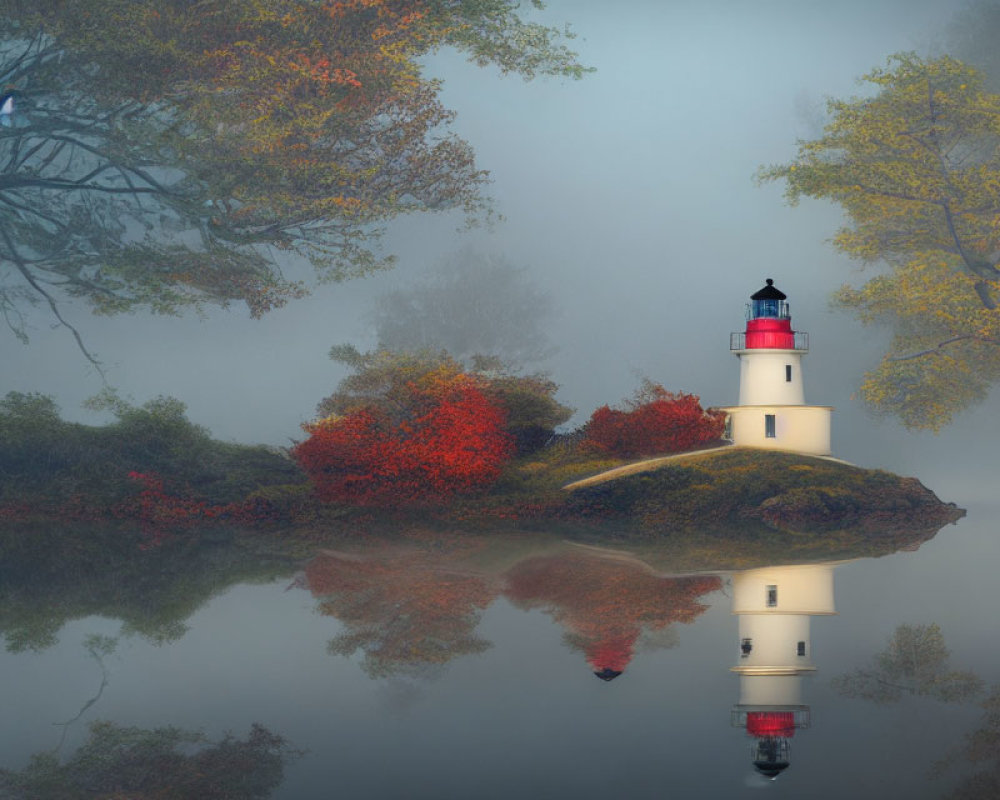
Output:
[[547, 448, 964, 566]]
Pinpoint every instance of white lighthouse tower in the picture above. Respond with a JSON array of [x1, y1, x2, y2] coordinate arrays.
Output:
[[729, 563, 839, 779], [721, 279, 832, 456]]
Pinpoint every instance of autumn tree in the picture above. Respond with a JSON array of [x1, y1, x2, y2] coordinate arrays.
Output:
[[758, 54, 1000, 429], [294, 373, 513, 506], [582, 380, 725, 458], [370, 248, 556, 369], [0, 1, 588, 357], [294, 346, 574, 504], [320, 346, 572, 453], [294, 350, 515, 504]]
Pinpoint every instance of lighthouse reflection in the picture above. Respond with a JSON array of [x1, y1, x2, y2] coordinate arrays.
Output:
[[728, 563, 839, 779], [301, 535, 893, 783]]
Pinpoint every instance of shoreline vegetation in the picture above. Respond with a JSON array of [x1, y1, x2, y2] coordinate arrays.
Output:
[[0, 442, 963, 656], [0, 387, 964, 568]]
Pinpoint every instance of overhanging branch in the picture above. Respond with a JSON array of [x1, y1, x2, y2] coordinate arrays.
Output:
[[0, 225, 105, 378], [889, 334, 1000, 361]]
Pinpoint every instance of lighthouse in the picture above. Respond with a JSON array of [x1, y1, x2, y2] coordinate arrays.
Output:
[[729, 563, 840, 779], [721, 279, 832, 456]]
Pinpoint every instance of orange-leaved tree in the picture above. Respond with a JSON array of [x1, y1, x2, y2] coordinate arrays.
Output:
[[583, 380, 725, 459], [0, 2, 589, 362], [293, 354, 514, 505]]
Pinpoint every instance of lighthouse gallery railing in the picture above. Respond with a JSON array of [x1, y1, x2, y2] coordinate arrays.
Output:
[[730, 332, 809, 351]]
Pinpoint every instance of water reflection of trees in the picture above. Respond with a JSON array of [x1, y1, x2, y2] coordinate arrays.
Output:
[[831, 623, 1000, 798], [305, 549, 498, 678], [1, 512, 955, 686], [304, 539, 721, 680], [832, 624, 983, 704], [0, 524, 296, 651], [0, 721, 297, 799], [2, 632, 297, 799], [52, 635, 119, 753], [505, 554, 721, 679], [942, 686, 1000, 799]]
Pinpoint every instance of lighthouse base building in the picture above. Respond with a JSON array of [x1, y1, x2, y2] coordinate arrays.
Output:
[[723, 406, 832, 457], [721, 279, 832, 457]]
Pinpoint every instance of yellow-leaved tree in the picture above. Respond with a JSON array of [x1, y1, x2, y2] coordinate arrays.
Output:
[[758, 53, 1000, 430]]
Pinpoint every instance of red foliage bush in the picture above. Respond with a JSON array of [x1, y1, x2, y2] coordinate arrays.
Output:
[[105, 472, 295, 548], [293, 374, 514, 506], [583, 384, 725, 458]]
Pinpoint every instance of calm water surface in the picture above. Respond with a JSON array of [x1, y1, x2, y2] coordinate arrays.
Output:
[[2, 503, 997, 799]]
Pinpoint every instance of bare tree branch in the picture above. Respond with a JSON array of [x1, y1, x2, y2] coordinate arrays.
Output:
[[0, 225, 105, 378], [889, 333, 1000, 361]]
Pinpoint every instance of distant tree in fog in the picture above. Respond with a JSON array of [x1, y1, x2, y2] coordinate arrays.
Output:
[[792, 88, 829, 138], [370, 249, 556, 369], [948, 0, 1000, 89]]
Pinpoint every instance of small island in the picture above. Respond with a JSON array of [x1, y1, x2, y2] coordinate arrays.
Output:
[[0, 281, 963, 578]]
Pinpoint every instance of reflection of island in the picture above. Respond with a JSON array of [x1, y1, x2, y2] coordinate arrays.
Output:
[[497, 552, 718, 680], [729, 563, 838, 779], [0, 523, 297, 652]]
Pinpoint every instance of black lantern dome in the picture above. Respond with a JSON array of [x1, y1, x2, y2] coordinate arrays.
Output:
[[749, 279, 789, 320]]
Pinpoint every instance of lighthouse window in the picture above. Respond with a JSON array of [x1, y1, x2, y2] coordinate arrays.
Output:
[[741, 638, 753, 657], [785, 364, 792, 382], [766, 585, 778, 607], [797, 641, 806, 657], [765, 414, 776, 438], [753, 298, 780, 318]]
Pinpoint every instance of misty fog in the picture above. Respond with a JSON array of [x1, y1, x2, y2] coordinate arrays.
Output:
[[1, 0, 991, 503]]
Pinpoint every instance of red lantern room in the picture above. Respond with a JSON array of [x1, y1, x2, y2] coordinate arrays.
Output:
[[746, 711, 797, 738], [744, 278, 795, 349], [732, 704, 810, 778]]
